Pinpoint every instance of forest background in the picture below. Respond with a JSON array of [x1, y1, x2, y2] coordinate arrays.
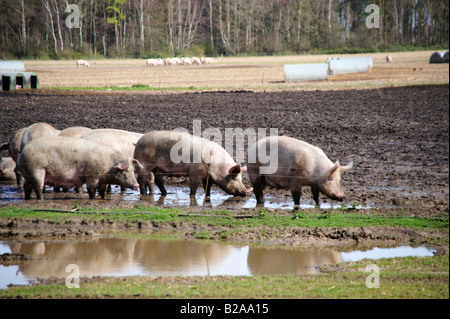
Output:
[[0, 0, 448, 60]]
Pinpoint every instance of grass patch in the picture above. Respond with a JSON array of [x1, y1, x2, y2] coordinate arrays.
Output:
[[0, 256, 447, 299], [0, 206, 448, 232]]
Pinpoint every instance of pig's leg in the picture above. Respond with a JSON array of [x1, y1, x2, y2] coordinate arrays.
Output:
[[154, 173, 167, 196], [202, 178, 212, 198], [98, 184, 107, 199], [252, 175, 266, 204], [291, 187, 302, 210], [14, 168, 23, 188], [189, 176, 201, 196], [311, 186, 320, 207], [23, 173, 44, 200], [87, 187, 97, 199], [23, 181, 34, 200]]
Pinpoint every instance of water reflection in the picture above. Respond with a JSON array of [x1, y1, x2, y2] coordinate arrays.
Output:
[[0, 238, 342, 288], [0, 238, 435, 289]]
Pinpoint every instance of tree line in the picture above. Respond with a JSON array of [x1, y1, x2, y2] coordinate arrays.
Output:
[[0, 0, 448, 59]]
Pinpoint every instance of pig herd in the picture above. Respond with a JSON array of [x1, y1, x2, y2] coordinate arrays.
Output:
[[1, 122, 353, 209]]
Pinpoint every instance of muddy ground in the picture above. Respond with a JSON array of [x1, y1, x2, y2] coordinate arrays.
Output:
[[0, 85, 448, 250]]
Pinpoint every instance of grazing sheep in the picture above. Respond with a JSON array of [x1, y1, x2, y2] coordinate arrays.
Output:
[[181, 57, 193, 65], [76, 60, 90, 67], [146, 58, 163, 67], [201, 57, 215, 64], [191, 57, 202, 65]]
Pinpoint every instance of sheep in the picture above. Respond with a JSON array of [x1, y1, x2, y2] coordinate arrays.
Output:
[[146, 59, 163, 67], [191, 57, 202, 65], [76, 60, 90, 67], [201, 57, 215, 64]]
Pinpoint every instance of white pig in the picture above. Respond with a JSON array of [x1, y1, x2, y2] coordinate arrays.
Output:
[[247, 136, 353, 209], [0, 157, 16, 181], [133, 131, 251, 197], [17, 136, 141, 200]]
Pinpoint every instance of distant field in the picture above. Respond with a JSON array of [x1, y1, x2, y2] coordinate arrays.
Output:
[[24, 51, 449, 91]]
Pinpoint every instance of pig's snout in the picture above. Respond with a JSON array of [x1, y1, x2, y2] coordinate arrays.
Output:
[[133, 184, 140, 191], [246, 188, 254, 196], [335, 192, 345, 202]]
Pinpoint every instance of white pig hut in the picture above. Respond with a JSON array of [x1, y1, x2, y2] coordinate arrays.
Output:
[[327, 57, 373, 75], [284, 63, 329, 82], [429, 51, 449, 64], [0, 61, 40, 91]]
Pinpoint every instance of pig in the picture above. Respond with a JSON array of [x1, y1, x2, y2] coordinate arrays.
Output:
[[16, 136, 141, 200], [19, 122, 61, 153], [247, 136, 353, 209], [81, 129, 153, 193], [81, 129, 143, 160], [3, 123, 59, 187], [386, 55, 392, 63], [133, 131, 251, 197], [59, 126, 93, 138], [0, 157, 16, 181]]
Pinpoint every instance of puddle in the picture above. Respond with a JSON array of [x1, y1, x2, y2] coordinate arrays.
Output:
[[0, 238, 435, 289], [0, 183, 369, 210]]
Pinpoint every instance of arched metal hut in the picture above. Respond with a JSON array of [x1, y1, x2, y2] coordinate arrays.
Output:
[[0, 61, 39, 91], [429, 51, 449, 63], [284, 63, 329, 82], [327, 57, 373, 75]]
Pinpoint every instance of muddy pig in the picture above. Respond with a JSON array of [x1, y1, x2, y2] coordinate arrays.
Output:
[[247, 136, 353, 209], [133, 131, 251, 197], [17, 136, 141, 200]]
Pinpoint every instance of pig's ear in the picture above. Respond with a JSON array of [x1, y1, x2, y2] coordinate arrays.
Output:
[[132, 159, 144, 169], [341, 161, 353, 172], [0, 143, 9, 151], [114, 163, 128, 171], [228, 165, 242, 175], [327, 162, 340, 178]]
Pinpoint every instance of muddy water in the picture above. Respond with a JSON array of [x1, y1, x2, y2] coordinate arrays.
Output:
[[0, 183, 369, 210], [0, 238, 435, 289]]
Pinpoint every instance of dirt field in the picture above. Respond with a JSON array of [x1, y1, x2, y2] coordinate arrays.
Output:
[[1, 84, 448, 213], [23, 51, 449, 90], [1, 53, 449, 247]]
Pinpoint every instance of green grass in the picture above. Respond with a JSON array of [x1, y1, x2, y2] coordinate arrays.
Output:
[[0, 256, 447, 299], [1, 206, 448, 232]]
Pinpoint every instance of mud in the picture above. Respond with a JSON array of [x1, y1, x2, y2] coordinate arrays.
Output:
[[0, 85, 448, 250]]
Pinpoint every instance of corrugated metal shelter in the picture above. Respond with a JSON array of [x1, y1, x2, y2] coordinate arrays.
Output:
[[284, 63, 329, 82], [0, 61, 25, 72], [0, 61, 39, 91], [1, 73, 15, 91], [327, 57, 374, 69], [327, 57, 373, 75], [429, 51, 449, 63]]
